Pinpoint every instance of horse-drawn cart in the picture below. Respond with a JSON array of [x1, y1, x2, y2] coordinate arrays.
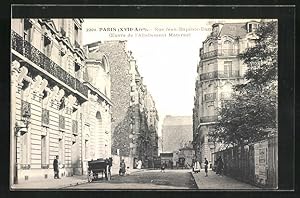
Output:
[[88, 158, 112, 182]]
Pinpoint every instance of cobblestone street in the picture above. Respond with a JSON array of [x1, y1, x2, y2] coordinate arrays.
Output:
[[66, 169, 197, 189]]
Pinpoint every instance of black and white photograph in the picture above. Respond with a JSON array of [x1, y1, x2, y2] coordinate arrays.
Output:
[[8, 5, 294, 191]]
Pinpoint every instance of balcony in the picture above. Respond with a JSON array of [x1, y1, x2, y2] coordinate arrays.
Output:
[[11, 30, 88, 97], [200, 115, 218, 123], [204, 93, 216, 101], [200, 49, 238, 60], [200, 70, 240, 81]]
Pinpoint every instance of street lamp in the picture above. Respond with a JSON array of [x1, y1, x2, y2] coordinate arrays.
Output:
[[14, 112, 31, 184]]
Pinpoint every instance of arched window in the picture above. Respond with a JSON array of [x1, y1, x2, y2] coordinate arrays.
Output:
[[223, 40, 233, 55], [208, 42, 214, 52], [96, 111, 102, 120]]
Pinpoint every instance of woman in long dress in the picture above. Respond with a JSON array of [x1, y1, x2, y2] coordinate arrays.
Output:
[[193, 159, 200, 173], [137, 160, 142, 169]]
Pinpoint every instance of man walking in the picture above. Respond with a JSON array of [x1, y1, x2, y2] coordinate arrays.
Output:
[[53, 155, 60, 179], [204, 158, 209, 177]]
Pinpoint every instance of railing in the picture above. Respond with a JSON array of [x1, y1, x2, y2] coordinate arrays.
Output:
[[200, 115, 218, 123], [200, 70, 240, 81], [204, 93, 216, 101], [201, 50, 218, 59], [200, 49, 238, 60], [11, 31, 88, 97]]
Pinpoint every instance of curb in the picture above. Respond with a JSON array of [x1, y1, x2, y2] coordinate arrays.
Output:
[[189, 172, 200, 189], [58, 180, 89, 189]]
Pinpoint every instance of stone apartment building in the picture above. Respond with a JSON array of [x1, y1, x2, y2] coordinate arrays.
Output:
[[82, 45, 113, 175], [127, 51, 159, 168], [10, 18, 112, 185], [84, 42, 159, 169], [161, 116, 193, 153], [84, 41, 133, 168], [192, 21, 259, 164]]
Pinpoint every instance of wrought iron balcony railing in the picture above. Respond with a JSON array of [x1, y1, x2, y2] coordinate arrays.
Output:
[[204, 93, 216, 101], [200, 49, 238, 60], [200, 70, 240, 81], [200, 115, 218, 123], [11, 30, 88, 97]]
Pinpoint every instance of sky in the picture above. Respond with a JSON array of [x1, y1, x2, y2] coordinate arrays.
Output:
[[81, 19, 255, 136]]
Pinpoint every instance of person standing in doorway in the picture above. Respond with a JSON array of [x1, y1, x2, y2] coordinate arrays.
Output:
[[53, 155, 60, 179], [204, 158, 209, 177]]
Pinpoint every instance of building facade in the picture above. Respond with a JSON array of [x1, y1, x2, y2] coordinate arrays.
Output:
[[161, 116, 193, 153], [192, 21, 259, 165], [82, 45, 113, 175], [11, 18, 88, 184], [128, 52, 159, 168], [10, 18, 112, 185]]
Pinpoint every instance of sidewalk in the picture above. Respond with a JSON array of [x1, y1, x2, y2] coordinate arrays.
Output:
[[11, 175, 88, 190], [191, 169, 260, 190], [11, 169, 145, 190]]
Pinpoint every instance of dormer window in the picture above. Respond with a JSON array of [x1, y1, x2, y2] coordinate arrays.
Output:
[[43, 33, 52, 56], [247, 22, 259, 32], [23, 18, 33, 42]]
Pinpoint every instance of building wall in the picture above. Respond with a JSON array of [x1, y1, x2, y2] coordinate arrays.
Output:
[[162, 116, 193, 153], [95, 41, 132, 158]]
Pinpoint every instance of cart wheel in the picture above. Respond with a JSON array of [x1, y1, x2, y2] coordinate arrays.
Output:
[[106, 165, 111, 181]]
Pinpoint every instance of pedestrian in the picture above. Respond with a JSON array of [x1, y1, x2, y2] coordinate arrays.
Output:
[[53, 155, 60, 179], [204, 158, 209, 177], [217, 156, 224, 176], [193, 159, 200, 173], [215, 158, 220, 174], [137, 159, 142, 170], [161, 162, 166, 173], [119, 159, 126, 176]]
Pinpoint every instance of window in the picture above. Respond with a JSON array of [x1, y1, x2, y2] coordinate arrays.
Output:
[[59, 137, 64, 165], [208, 42, 214, 52], [248, 24, 252, 32], [23, 19, 32, 42], [20, 132, 30, 168], [85, 140, 89, 159], [41, 135, 48, 168], [43, 35, 52, 57], [224, 61, 233, 77]]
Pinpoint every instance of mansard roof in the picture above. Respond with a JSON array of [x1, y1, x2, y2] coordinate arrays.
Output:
[[219, 23, 248, 38]]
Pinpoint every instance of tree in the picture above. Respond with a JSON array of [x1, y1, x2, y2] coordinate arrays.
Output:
[[209, 21, 278, 146]]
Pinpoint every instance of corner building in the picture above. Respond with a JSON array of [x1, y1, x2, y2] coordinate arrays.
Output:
[[11, 18, 88, 183], [193, 21, 259, 165], [10, 18, 112, 184]]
